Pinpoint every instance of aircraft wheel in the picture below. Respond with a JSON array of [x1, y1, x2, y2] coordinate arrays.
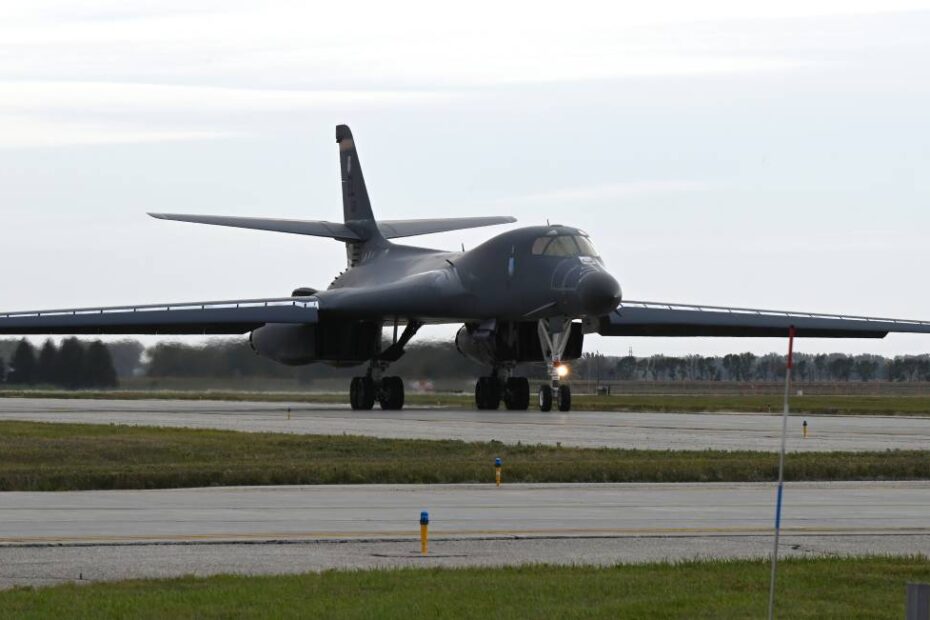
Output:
[[350, 376, 375, 410], [504, 377, 530, 410], [379, 376, 405, 410], [557, 384, 572, 412], [538, 385, 553, 412], [350, 377, 360, 409], [475, 376, 501, 410]]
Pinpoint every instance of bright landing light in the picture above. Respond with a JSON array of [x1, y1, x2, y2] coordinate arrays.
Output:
[[556, 364, 570, 378]]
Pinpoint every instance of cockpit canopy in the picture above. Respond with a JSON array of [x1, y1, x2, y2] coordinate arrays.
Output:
[[531, 232, 599, 258]]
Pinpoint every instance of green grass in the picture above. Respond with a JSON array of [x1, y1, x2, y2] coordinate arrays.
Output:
[[0, 421, 928, 491], [2, 557, 929, 618], [5, 388, 930, 415]]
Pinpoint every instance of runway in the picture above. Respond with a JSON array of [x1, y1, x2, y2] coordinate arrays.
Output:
[[0, 481, 928, 587], [1, 397, 930, 451]]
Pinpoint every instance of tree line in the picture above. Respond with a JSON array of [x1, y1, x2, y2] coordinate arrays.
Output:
[[125, 341, 930, 383], [1, 338, 118, 388], [576, 351, 929, 383], [3, 336, 930, 385]]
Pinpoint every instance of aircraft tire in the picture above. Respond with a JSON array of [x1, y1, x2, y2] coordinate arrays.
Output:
[[557, 384, 571, 412], [379, 376, 405, 410], [504, 377, 530, 410], [350, 377, 359, 409], [474, 378, 485, 409], [475, 376, 501, 410], [351, 376, 375, 410], [538, 385, 553, 412]]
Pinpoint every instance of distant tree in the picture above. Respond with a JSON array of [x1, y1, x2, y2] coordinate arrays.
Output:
[[36, 339, 59, 385], [738, 352, 757, 382], [106, 340, 145, 378], [56, 338, 85, 389], [615, 356, 637, 380], [8, 340, 37, 385], [829, 356, 854, 382], [83, 341, 118, 388], [813, 354, 829, 381], [722, 354, 740, 381], [0, 355, 6, 383], [855, 357, 879, 382]]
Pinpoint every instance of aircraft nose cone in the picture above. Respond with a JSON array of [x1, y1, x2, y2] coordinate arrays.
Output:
[[578, 271, 622, 316]]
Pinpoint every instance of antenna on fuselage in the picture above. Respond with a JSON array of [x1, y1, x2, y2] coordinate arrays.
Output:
[[546, 218, 550, 226]]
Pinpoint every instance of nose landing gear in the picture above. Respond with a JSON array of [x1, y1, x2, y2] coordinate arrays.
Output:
[[537, 318, 573, 412], [537, 383, 571, 412]]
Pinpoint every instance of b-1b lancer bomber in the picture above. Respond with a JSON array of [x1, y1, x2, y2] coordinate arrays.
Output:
[[4, 125, 930, 411]]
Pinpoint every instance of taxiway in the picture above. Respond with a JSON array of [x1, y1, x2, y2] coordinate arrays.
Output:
[[0, 481, 927, 587], [0, 397, 928, 451]]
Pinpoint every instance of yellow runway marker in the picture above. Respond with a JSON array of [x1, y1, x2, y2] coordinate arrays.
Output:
[[420, 511, 429, 555]]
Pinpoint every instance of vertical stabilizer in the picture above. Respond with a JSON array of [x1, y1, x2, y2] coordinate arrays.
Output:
[[336, 125, 375, 224], [336, 125, 383, 265]]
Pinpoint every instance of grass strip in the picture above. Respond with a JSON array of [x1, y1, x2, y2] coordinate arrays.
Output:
[[2, 557, 929, 619], [5, 389, 930, 415], [0, 421, 927, 491]]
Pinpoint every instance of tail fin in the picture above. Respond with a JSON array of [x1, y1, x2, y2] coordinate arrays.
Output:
[[152, 126, 514, 269], [336, 125, 376, 225]]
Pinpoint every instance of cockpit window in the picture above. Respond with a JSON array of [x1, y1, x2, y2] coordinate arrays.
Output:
[[574, 235, 599, 257], [531, 237, 551, 255], [531, 234, 599, 257]]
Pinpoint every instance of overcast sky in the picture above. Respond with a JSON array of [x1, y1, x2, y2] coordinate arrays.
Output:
[[2, 1, 929, 357]]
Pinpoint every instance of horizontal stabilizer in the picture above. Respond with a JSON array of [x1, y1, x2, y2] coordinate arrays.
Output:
[[377, 216, 516, 239], [150, 213, 515, 241], [149, 213, 361, 241]]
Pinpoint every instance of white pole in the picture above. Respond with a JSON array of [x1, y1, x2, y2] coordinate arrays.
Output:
[[768, 326, 795, 620]]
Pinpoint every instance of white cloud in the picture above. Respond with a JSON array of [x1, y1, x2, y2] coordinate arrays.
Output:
[[497, 181, 711, 207], [5, 1, 925, 147], [0, 82, 454, 147], [0, 81, 455, 113], [0, 115, 232, 148]]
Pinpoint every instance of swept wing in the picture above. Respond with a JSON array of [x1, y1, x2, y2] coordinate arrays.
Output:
[[595, 300, 930, 338], [0, 297, 318, 335]]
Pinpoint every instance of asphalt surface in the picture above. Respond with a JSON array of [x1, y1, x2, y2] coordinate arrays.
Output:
[[0, 481, 928, 588], [1, 397, 929, 451]]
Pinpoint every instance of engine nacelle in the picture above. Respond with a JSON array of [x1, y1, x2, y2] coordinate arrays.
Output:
[[455, 321, 583, 366], [250, 321, 380, 366]]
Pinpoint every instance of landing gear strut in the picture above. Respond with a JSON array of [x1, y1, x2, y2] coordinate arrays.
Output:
[[537, 318, 573, 412]]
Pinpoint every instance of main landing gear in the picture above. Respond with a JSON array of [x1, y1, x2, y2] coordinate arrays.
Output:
[[349, 320, 420, 411], [537, 318, 573, 412], [475, 374, 531, 410], [350, 374, 404, 410]]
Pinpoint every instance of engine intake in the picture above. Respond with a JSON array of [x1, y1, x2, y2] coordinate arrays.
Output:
[[250, 320, 380, 366]]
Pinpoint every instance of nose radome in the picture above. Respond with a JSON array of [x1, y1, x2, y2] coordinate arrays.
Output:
[[578, 271, 622, 315]]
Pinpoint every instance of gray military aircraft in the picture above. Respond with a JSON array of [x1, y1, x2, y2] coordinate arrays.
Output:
[[3, 124, 930, 411]]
